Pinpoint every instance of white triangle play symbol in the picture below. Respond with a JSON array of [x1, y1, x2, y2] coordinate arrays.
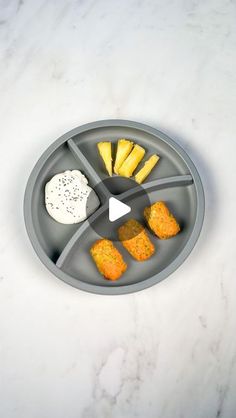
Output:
[[109, 197, 131, 222]]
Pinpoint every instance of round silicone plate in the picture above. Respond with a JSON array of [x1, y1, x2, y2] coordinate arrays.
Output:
[[24, 120, 204, 295]]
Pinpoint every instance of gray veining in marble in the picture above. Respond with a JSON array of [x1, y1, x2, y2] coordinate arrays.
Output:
[[0, 0, 236, 417]]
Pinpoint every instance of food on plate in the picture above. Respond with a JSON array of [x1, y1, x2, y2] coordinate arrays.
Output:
[[114, 139, 133, 174], [90, 238, 127, 280], [144, 201, 180, 239], [97, 142, 112, 176], [135, 154, 160, 184], [118, 144, 145, 177], [118, 219, 155, 261], [45, 170, 99, 224], [96, 139, 159, 183]]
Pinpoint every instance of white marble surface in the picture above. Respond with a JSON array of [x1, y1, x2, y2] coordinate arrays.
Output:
[[0, 1, 236, 417]]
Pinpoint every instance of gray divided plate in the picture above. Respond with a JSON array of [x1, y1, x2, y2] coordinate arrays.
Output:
[[24, 120, 204, 295]]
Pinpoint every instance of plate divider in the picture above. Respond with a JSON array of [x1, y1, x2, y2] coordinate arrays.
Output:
[[67, 138, 111, 203], [56, 203, 108, 269], [119, 174, 193, 202]]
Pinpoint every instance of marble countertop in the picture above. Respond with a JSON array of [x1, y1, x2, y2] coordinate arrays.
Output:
[[1, 1, 236, 417]]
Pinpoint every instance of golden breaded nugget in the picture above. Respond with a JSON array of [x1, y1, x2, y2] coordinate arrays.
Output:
[[118, 219, 155, 261], [144, 201, 180, 239], [90, 239, 127, 281]]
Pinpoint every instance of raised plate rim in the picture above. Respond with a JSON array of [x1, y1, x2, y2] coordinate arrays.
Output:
[[24, 119, 205, 295]]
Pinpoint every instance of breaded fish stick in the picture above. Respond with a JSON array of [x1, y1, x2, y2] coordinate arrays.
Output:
[[118, 219, 155, 261], [144, 201, 180, 239], [90, 239, 127, 281]]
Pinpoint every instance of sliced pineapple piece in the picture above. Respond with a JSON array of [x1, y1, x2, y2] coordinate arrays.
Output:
[[134, 154, 160, 184], [97, 142, 112, 176], [118, 144, 145, 178], [114, 139, 133, 174]]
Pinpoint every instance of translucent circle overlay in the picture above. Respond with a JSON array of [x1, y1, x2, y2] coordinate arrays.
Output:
[[86, 176, 151, 242]]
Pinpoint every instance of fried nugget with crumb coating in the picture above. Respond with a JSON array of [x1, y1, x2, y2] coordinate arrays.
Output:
[[118, 219, 155, 261], [90, 239, 127, 281], [144, 201, 180, 239]]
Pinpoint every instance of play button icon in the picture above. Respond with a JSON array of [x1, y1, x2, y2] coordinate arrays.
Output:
[[86, 176, 150, 242], [109, 197, 131, 222]]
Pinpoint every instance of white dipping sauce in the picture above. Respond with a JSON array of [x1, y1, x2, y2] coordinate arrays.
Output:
[[45, 170, 97, 224]]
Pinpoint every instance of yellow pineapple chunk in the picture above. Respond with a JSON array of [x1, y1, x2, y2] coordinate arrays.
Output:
[[114, 139, 133, 174], [97, 142, 112, 176], [118, 144, 145, 178], [135, 154, 160, 184]]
